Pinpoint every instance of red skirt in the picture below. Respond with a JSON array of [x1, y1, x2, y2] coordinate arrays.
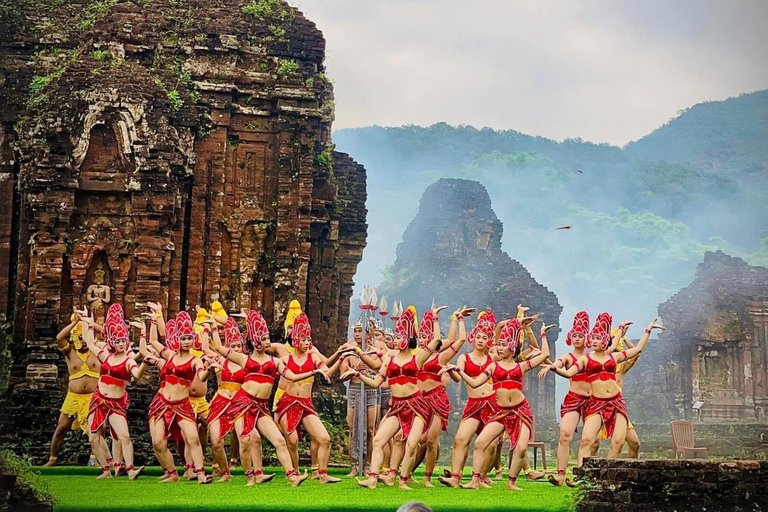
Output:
[[561, 390, 591, 420], [423, 386, 451, 431], [208, 392, 236, 437], [489, 400, 533, 450], [274, 393, 317, 436], [585, 393, 629, 440], [461, 394, 499, 434], [88, 389, 129, 438], [228, 388, 271, 437], [384, 392, 433, 439], [152, 394, 196, 442], [148, 391, 164, 422]]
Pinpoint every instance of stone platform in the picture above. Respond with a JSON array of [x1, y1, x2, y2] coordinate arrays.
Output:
[[574, 457, 768, 511]]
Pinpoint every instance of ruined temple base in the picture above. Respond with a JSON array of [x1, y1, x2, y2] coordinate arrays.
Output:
[[574, 457, 768, 512]]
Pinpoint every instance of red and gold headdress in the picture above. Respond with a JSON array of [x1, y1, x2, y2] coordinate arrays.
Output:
[[470, 310, 496, 344], [165, 317, 179, 351], [224, 316, 244, 347], [566, 311, 590, 346], [104, 303, 128, 351], [175, 311, 200, 350], [290, 312, 312, 346], [590, 312, 612, 350], [498, 318, 522, 354], [246, 310, 269, 350], [395, 306, 417, 339], [419, 310, 435, 340]]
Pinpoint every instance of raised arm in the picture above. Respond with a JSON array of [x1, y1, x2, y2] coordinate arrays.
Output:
[[192, 356, 213, 383], [522, 323, 554, 373], [416, 305, 448, 367], [146, 302, 166, 338], [56, 313, 79, 353], [439, 306, 474, 364], [607, 321, 631, 355], [615, 319, 664, 363]]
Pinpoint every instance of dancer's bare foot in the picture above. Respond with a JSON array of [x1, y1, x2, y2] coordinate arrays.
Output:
[[493, 469, 504, 481], [245, 476, 256, 487], [161, 473, 180, 483], [526, 470, 545, 481], [398, 479, 413, 490], [184, 468, 195, 480], [318, 473, 342, 484], [423, 479, 435, 488], [379, 472, 396, 487], [96, 470, 112, 480], [217, 473, 232, 483], [481, 476, 493, 487], [43, 459, 57, 467], [507, 480, 522, 491], [212, 466, 223, 477], [288, 472, 309, 487], [229, 459, 238, 470], [565, 477, 578, 488], [127, 466, 144, 480], [438, 475, 460, 488], [460, 478, 480, 489], [311, 469, 320, 480], [548, 474, 564, 487], [356, 476, 377, 489], [346, 466, 359, 478], [197, 474, 213, 485], [255, 472, 275, 484], [116, 465, 128, 477]]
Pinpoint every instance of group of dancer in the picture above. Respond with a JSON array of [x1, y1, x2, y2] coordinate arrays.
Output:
[[47, 298, 664, 491]]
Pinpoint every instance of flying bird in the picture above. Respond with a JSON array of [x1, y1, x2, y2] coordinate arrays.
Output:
[[556, 225, 572, 230], [573, 168, 583, 174]]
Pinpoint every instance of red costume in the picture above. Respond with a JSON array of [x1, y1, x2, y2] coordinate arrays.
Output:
[[584, 313, 629, 439], [154, 354, 197, 442], [208, 318, 247, 436], [229, 354, 278, 436], [461, 314, 499, 431], [89, 304, 132, 437], [275, 352, 317, 435], [486, 359, 532, 449], [148, 318, 174, 422], [383, 311, 434, 438], [419, 356, 451, 431]]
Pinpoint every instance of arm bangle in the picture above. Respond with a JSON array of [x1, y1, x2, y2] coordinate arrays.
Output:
[[645, 328, 652, 334], [449, 345, 459, 353]]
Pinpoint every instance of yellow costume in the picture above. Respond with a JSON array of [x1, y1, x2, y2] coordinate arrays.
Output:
[[612, 328, 635, 430], [62, 321, 98, 432]]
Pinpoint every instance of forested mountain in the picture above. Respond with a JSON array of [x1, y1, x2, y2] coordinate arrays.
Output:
[[334, 89, 768, 328]]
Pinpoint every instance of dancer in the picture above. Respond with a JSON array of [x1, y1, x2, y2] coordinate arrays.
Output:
[[438, 311, 499, 488], [81, 304, 147, 480], [346, 304, 446, 489], [537, 311, 591, 486], [209, 310, 314, 487], [274, 312, 343, 483], [45, 312, 104, 467], [142, 310, 215, 484], [207, 316, 246, 482], [415, 307, 471, 487], [546, 315, 664, 465], [601, 328, 641, 458], [144, 315, 174, 480], [443, 318, 553, 490]]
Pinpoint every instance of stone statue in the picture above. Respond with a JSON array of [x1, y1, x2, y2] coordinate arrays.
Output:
[[86, 263, 111, 325]]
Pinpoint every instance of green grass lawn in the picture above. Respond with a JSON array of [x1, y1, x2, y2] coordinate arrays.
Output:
[[38, 467, 576, 512]]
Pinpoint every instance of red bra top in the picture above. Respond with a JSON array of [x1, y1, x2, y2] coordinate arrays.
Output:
[[222, 360, 245, 384], [165, 355, 196, 387], [388, 356, 419, 386], [464, 353, 492, 378], [491, 362, 523, 391], [418, 355, 442, 383], [585, 354, 617, 383], [568, 353, 589, 383], [243, 355, 278, 384], [100, 356, 132, 387]]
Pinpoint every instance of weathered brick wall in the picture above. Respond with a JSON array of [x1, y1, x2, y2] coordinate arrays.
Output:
[[624, 251, 768, 423], [575, 458, 768, 512], [378, 178, 562, 423], [0, 0, 366, 460]]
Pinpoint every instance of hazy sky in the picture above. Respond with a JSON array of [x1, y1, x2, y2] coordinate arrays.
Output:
[[294, 0, 768, 146]]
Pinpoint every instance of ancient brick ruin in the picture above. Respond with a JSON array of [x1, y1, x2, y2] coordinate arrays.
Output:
[[625, 251, 768, 423], [378, 178, 562, 423], [0, 0, 366, 458], [575, 458, 768, 512]]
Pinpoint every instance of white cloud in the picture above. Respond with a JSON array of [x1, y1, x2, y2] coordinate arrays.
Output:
[[295, 0, 768, 145]]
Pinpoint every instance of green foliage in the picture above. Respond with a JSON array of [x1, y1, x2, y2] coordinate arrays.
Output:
[[269, 24, 286, 39], [0, 451, 57, 503], [26, 93, 50, 109], [226, 134, 241, 149], [314, 146, 333, 168], [304, 76, 314, 87], [91, 50, 107, 61], [0, 325, 11, 395], [166, 90, 184, 112], [77, 0, 117, 30], [276, 59, 299, 77], [242, 0, 280, 18]]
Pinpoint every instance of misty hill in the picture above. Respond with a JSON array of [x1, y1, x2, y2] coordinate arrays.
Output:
[[334, 89, 768, 331]]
